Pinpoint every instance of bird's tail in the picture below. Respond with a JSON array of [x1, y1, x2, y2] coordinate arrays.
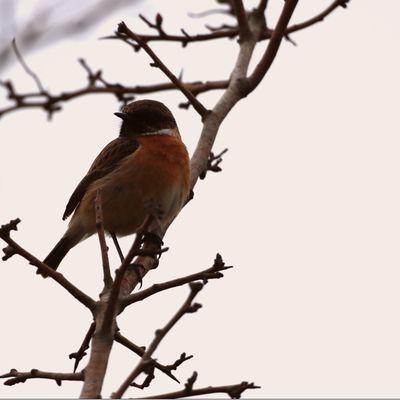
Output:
[[40, 234, 77, 277]]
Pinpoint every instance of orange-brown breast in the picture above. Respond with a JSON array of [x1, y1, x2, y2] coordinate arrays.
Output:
[[70, 131, 190, 238]]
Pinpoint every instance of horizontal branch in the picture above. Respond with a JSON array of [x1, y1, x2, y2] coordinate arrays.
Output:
[[0, 74, 228, 120], [104, 0, 348, 47], [121, 253, 231, 309], [0, 1, 348, 121], [141, 381, 260, 399], [0, 368, 84, 386]]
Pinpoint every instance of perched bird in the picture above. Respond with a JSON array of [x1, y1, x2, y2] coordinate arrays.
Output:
[[42, 99, 190, 275]]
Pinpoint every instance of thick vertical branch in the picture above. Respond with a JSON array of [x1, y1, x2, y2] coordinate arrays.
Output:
[[79, 301, 115, 399]]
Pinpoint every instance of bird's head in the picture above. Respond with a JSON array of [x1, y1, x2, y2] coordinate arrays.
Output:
[[114, 100, 177, 137]]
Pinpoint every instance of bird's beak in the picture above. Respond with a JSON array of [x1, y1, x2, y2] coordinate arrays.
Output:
[[114, 112, 130, 121]]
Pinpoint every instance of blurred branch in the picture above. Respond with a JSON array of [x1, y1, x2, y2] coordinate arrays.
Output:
[[11, 38, 45, 93], [0, 0, 139, 73], [0, 1, 348, 121]]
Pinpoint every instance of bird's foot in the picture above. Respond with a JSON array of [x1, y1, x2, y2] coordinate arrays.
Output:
[[141, 232, 163, 250]]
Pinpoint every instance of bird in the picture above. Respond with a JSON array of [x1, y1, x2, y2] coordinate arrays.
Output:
[[41, 99, 190, 276]]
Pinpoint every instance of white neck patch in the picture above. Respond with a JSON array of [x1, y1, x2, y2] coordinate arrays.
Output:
[[138, 128, 174, 137]]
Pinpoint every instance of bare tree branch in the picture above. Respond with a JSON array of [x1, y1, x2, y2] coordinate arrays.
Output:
[[0, 219, 96, 311], [11, 38, 45, 93], [69, 322, 96, 373], [231, 0, 251, 41], [0, 2, 350, 397], [115, 332, 192, 383], [0, 368, 84, 386], [257, 0, 270, 15], [111, 283, 203, 398], [247, 0, 299, 93], [101, 217, 152, 333], [286, 0, 349, 35], [121, 253, 231, 309], [116, 22, 210, 120], [0, 73, 227, 120], [0, 0, 139, 73], [141, 371, 260, 399], [0, 1, 348, 121]]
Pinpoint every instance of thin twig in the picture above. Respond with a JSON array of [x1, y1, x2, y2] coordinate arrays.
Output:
[[286, 0, 349, 35], [11, 39, 46, 93], [95, 190, 112, 288], [0, 76, 226, 120], [117, 22, 209, 120], [115, 333, 192, 383], [111, 282, 203, 399], [69, 322, 96, 373], [0, 368, 84, 386], [246, 0, 299, 93], [0, 1, 348, 121], [121, 253, 231, 309], [141, 378, 260, 399]]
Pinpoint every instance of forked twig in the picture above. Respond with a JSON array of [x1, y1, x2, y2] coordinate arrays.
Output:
[[111, 283, 203, 398]]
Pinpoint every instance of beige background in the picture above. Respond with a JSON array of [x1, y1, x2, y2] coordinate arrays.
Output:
[[1, 0, 400, 397]]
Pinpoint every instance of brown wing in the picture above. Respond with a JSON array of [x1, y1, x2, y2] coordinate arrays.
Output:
[[62, 137, 139, 220]]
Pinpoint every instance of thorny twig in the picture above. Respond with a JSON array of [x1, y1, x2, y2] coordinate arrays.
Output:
[[121, 253, 231, 309], [111, 283, 203, 398], [200, 148, 228, 180], [141, 371, 260, 399], [114, 333, 192, 383], [69, 322, 96, 373]]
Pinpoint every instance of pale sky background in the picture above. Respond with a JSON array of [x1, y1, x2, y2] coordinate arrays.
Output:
[[1, 0, 400, 398]]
